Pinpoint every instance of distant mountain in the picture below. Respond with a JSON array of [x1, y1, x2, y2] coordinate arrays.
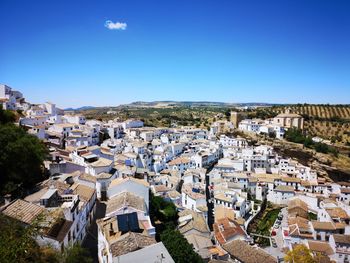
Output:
[[122, 101, 278, 108], [64, 106, 95, 111]]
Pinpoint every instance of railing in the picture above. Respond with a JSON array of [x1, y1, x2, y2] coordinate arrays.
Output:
[[244, 204, 261, 229], [336, 248, 350, 255]]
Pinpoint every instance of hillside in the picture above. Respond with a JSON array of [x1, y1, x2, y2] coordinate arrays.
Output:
[[80, 106, 230, 128], [80, 103, 350, 146], [251, 104, 350, 146], [64, 106, 95, 111], [270, 104, 350, 120], [122, 101, 277, 108], [79, 101, 275, 128]]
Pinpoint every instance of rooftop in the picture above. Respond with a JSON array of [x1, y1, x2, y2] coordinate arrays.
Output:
[[106, 191, 146, 215], [113, 242, 174, 263], [213, 217, 246, 245], [178, 209, 210, 235], [109, 177, 149, 188], [275, 185, 295, 192], [168, 157, 190, 166], [97, 214, 151, 247], [288, 198, 308, 213], [182, 184, 205, 200], [308, 240, 334, 256], [275, 113, 302, 118], [326, 207, 350, 219], [96, 172, 114, 179], [71, 184, 95, 203], [44, 217, 73, 242], [311, 221, 336, 231], [333, 234, 350, 245], [78, 173, 97, 183], [90, 157, 113, 167], [110, 232, 156, 257], [223, 240, 277, 263], [214, 205, 236, 222], [2, 199, 44, 224], [185, 233, 212, 251], [214, 193, 233, 203]]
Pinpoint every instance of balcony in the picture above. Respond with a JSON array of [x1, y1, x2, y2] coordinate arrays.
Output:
[[336, 247, 350, 255]]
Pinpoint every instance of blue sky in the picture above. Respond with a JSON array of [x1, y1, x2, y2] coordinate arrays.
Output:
[[0, 0, 349, 108]]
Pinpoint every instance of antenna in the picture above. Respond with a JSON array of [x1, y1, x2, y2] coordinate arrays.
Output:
[[157, 253, 165, 263]]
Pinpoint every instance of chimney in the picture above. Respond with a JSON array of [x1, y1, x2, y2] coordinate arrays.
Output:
[[109, 222, 114, 235], [4, 194, 12, 205]]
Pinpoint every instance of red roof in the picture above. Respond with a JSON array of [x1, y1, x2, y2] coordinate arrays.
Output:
[[213, 217, 246, 245]]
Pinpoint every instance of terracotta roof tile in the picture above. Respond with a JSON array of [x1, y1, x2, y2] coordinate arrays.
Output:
[[168, 157, 190, 166], [110, 232, 156, 257], [311, 221, 336, 231], [178, 209, 210, 235], [109, 177, 149, 188], [213, 217, 246, 245], [2, 199, 44, 224], [78, 173, 97, 183], [288, 198, 308, 212], [333, 234, 350, 245], [223, 240, 277, 263], [308, 241, 334, 255], [71, 184, 95, 203], [326, 208, 350, 219], [106, 192, 145, 215]]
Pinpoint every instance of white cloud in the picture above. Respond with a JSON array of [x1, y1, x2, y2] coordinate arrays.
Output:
[[104, 20, 127, 30]]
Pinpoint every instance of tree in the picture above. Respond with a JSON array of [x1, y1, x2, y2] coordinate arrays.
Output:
[[0, 214, 92, 263], [268, 131, 276, 139], [224, 109, 231, 120], [314, 142, 329, 154], [285, 244, 315, 263], [313, 252, 331, 263], [0, 106, 16, 124], [160, 227, 203, 263], [0, 124, 48, 195], [149, 192, 202, 262], [0, 213, 46, 263], [285, 128, 306, 144], [149, 193, 178, 224], [63, 244, 93, 263], [303, 136, 314, 148]]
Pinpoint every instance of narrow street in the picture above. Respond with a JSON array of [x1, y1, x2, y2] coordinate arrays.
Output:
[[205, 163, 216, 231], [206, 176, 214, 231], [82, 200, 106, 263]]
